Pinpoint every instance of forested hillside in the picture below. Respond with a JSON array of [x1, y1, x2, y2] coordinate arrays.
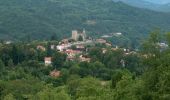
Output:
[[0, 0, 170, 42], [113, 0, 170, 12]]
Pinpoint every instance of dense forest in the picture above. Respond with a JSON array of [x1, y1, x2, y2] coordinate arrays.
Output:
[[0, 31, 170, 100], [1, 0, 170, 45], [113, 0, 170, 12]]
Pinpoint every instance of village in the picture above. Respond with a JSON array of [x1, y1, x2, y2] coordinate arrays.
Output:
[[30, 29, 168, 78], [37, 29, 129, 65], [34, 29, 139, 77], [1, 29, 168, 78]]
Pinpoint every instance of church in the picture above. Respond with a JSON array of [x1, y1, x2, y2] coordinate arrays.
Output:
[[71, 29, 86, 41]]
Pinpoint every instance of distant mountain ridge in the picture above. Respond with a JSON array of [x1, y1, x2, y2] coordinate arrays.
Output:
[[159, 3, 170, 12], [113, 0, 170, 12], [145, 0, 170, 4], [0, 0, 170, 42]]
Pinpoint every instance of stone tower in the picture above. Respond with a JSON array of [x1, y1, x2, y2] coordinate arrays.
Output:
[[71, 29, 87, 41], [82, 28, 86, 40], [72, 30, 78, 40]]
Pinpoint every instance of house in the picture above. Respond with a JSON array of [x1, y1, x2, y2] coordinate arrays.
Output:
[[76, 45, 85, 51], [102, 48, 107, 54], [76, 45, 85, 49], [113, 32, 122, 36], [79, 55, 91, 62], [105, 43, 112, 47], [57, 44, 71, 51], [67, 56, 76, 61], [65, 49, 82, 57], [50, 70, 61, 78], [112, 48, 118, 51], [61, 39, 69, 44], [157, 42, 168, 51], [37, 45, 46, 51], [65, 49, 82, 61], [44, 57, 52, 66], [101, 35, 112, 38], [51, 45, 56, 50], [96, 39, 107, 44]]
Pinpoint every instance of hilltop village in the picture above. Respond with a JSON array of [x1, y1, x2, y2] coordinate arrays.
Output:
[[34, 29, 135, 77], [1, 29, 168, 79], [38, 29, 130, 65], [33, 29, 169, 78]]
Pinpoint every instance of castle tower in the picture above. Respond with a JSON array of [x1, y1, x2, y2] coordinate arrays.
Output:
[[72, 30, 78, 41], [82, 28, 86, 40]]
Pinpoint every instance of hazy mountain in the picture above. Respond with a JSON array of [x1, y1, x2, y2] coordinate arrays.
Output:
[[158, 3, 170, 12], [113, 0, 160, 9], [146, 0, 170, 4], [0, 0, 170, 42], [113, 0, 170, 12]]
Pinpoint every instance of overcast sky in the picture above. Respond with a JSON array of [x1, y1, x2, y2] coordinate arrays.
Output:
[[144, 0, 170, 4]]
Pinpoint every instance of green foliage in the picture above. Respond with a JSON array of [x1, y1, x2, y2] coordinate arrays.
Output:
[[0, 0, 170, 45], [7, 59, 14, 67], [46, 42, 52, 57], [78, 36, 83, 41], [0, 59, 5, 73], [111, 70, 122, 88], [166, 32, 170, 46], [52, 52, 67, 69], [33, 86, 71, 100], [0, 79, 45, 99], [4, 93, 16, 100], [0, 31, 170, 100]]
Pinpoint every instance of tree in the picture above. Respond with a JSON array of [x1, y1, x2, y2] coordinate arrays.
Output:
[[149, 30, 160, 44], [47, 42, 52, 56], [52, 52, 67, 69], [7, 59, 14, 68], [90, 61, 105, 77], [103, 49, 123, 69], [11, 45, 19, 65], [112, 69, 137, 100], [34, 86, 71, 100], [124, 54, 144, 75], [50, 34, 59, 41], [69, 65, 80, 75], [141, 31, 161, 60], [89, 47, 103, 62], [166, 32, 170, 46], [4, 94, 16, 100], [78, 36, 83, 41], [0, 59, 5, 73], [111, 70, 122, 88]]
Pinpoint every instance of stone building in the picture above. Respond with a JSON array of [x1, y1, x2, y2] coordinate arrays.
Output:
[[72, 29, 86, 41]]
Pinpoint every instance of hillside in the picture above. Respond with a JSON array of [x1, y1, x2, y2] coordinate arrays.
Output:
[[159, 3, 170, 12], [0, 0, 170, 42], [113, 0, 160, 10], [113, 0, 170, 12]]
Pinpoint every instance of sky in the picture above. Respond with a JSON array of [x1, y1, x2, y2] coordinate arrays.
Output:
[[144, 0, 170, 4]]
